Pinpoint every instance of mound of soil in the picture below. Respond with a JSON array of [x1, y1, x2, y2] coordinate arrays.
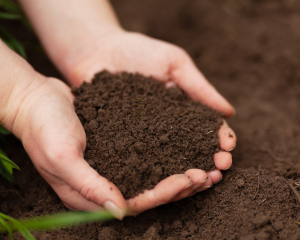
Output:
[[1, 147, 300, 240], [72, 71, 222, 198]]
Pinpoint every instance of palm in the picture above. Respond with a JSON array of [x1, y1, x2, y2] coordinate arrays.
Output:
[[21, 78, 127, 216], [68, 31, 234, 117]]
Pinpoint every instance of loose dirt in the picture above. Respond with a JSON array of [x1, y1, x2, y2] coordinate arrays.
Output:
[[72, 71, 222, 198], [1, 0, 300, 239]]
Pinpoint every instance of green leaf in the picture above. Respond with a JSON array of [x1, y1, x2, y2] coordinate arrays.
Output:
[[0, 0, 22, 13], [0, 124, 10, 135], [0, 149, 19, 182], [0, 217, 13, 239], [0, 210, 115, 239], [0, 12, 22, 20], [20, 211, 114, 231], [0, 26, 26, 58], [10, 220, 36, 240], [0, 211, 114, 240], [0, 213, 36, 240]]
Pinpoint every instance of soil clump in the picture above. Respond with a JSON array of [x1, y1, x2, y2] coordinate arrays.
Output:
[[72, 71, 222, 198]]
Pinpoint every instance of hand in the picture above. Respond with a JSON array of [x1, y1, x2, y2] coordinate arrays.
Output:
[[16, 76, 127, 219], [62, 30, 237, 215]]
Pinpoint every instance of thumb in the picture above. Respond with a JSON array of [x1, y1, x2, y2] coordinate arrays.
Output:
[[39, 154, 127, 220], [170, 50, 235, 117]]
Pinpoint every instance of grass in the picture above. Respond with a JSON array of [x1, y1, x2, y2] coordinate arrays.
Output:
[[0, 125, 20, 182], [0, 0, 27, 58], [0, 211, 115, 240]]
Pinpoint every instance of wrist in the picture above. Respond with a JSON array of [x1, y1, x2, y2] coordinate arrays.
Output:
[[0, 40, 45, 138], [19, 0, 123, 86]]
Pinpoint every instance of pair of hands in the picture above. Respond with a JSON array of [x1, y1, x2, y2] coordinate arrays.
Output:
[[13, 29, 236, 219]]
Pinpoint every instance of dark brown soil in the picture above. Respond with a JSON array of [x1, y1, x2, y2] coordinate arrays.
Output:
[[2, 0, 300, 239], [72, 71, 222, 199]]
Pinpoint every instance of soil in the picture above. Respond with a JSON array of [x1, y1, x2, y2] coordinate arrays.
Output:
[[72, 70, 222, 199], [1, 0, 300, 239]]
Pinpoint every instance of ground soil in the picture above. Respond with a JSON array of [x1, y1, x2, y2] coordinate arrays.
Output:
[[72, 71, 222, 199], [1, 0, 300, 239]]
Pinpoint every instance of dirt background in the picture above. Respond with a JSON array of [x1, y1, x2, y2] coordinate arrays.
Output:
[[1, 0, 300, 239]]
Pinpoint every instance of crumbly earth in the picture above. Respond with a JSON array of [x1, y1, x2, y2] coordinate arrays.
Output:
[[1, 0, 300, 239], [72, 70, 222, 199]]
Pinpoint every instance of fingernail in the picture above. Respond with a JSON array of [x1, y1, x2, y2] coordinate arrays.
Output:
[[185, 180, 193, 189], [195, 185, 212, 193], [225, 162, 232, 170], [232, 107, 236, 117], [215, 175, 223, 184], [229, 143, 236, 152], [103, 201, 125, 220], [191, 177, 209, 191]]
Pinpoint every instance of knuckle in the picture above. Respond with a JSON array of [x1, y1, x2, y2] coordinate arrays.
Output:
[[79, 183, 99, 203], [79, 175, 104, 204], [46, 145, 78, 166], [172, 46, 189, 60]]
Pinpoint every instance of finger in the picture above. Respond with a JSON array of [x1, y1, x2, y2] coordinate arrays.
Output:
[[126, 174, 192, 215], [207, 169, 222, 184], [218, 120, 237, 151], [186, 175, 213, 198], [185, 169, 208, 191], [170, 170, 210, 202], [170, 51, 235, 117], [41, 173, 103, 211], [214, 151, 232, 170], [40, 154, 127, 220]]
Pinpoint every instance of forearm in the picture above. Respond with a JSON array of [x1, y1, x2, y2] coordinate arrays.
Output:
[[0, 39, 42, 138], [18, 0, 121, 84]]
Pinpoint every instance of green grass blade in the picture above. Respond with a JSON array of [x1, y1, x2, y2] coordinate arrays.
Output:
[[10, 220, 36, 240], [0, 213, 36, 240], [0, 160, 13, 182], [0, 0, 21, 13], [0, 149, 19, 182], [0, 124, 10, 135], [0, 211, 114, 239], [0, 26, 26, 58], [9, 38, 26, 58], [0, 217, 13, 239], [0, 149, 20, 173], [0, 12, 22, 20], [20, 211, 115, 231]]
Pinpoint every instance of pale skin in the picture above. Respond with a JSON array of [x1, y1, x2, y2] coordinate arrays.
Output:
[[0, 0, 237, 219]]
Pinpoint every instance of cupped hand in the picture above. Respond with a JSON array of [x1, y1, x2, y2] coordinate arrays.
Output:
[[17, 76, 128, 219], [61, 29, 237, 215]]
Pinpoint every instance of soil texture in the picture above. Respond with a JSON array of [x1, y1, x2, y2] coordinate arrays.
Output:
[[72, 71, 222, 198], [1, 0, 300, 239]]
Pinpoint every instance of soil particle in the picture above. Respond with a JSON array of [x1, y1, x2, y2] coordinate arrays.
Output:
[[72, 70, 222, 198], [98, 227, 118, 240], [236, 178, 245, 188], [142, 226, 160, 240], [252, 213, 270, 228]]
